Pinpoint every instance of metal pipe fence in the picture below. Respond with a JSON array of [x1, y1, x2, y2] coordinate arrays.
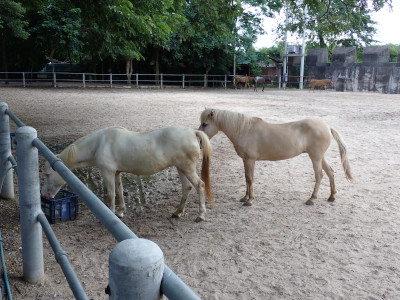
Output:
[[0, 71, 230, 89], [0, 102, 201, 299], [0, 71, 321, 89]]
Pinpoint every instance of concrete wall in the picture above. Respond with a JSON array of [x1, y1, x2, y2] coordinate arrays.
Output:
[[292, 46, 400, 94]]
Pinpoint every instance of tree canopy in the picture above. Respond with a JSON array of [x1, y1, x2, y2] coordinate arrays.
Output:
[[0, 0, 395, 74]]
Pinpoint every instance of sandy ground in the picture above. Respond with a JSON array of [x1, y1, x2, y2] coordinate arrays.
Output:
[[0, 86, 400, 299]]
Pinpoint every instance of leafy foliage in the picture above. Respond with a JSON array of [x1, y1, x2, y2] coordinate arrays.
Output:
[[0, 0, 395, 73]]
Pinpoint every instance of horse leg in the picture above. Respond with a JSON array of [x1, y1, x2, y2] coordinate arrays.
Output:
[[115, 172, 126, 218], [101, 169, 117, 215], [180, 169, 207, 222], [240, 158, 255, 206], [322, 157, 337, 202], [305, 158, 323, 205], [171, 170, 193, 219], [262, 83, 265, 92]]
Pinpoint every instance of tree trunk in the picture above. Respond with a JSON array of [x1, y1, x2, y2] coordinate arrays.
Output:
[[49, 37, 58, 73], [155, 46, 160, 86], [1, 31, 9, 81], [126, 59, 133, 85], [205, 66, 212, 87]]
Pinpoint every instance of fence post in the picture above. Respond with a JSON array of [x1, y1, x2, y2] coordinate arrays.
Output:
[[110, 73, 113, 88], [182, 74, 185, 89], [204, 74, 207, 87], [108, 238, 164, 299], [22, 72, 26, 88], [0, 103, 14, 199], [161, 73, 163, 89], [83, 73, 86, 88], [53, 72, 56, 87], [224, 75, 227, 89], [16, 126, 44, 283], [136, 73, 139, 88]]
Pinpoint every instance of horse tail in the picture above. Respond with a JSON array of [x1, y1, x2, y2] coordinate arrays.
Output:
[[330, 128, 356, 183], [195, 130, 215, 208]]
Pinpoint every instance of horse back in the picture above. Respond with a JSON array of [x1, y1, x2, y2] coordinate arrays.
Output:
[[105, 126, 200, 174], [237, 118, 332, 160]]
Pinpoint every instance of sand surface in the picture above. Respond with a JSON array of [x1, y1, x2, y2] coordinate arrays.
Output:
[[0, 87, 399, 299]]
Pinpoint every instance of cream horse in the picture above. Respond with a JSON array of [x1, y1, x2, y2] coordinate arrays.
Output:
[[41, 126, 214, 222], [199, 108, 355, 206]]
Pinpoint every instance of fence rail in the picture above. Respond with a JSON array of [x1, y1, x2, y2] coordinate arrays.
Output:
[[0, 71, 321, 90], [0, 102, 201, 299], [0, 71, 231, 89]]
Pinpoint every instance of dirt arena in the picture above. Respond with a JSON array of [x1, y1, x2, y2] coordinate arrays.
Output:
[[1, 87, 399, 299]]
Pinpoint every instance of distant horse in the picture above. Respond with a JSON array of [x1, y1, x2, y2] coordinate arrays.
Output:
[[234, 76, 250, 89], [253, 76, 274, 92], [253, 76, 266, 92], [199, 108, 355, 206], [310, 79, 333, 91], [41, 126, 214, 222]]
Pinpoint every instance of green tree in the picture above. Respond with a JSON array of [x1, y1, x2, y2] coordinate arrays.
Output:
[[388, 43, 399, 62], [73, 0, 186, 84], [281, 0, 393, 50], [32, 1, 81, 72], [0, 0, 29, 73], [164, 0, 241, 77]]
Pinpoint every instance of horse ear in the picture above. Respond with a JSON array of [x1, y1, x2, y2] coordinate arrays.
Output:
[[210, 110, 214, 118]]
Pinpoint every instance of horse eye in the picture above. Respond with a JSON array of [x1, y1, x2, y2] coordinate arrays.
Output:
[[202, 122, 207, 127]]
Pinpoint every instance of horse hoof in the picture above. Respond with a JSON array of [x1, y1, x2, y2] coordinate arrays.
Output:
[[242, 201, 252, 206], [240, 198, 247, 203], [171, 213, 180, 219], [116, 212, 124, 218], [195, 216, 205, 222], [305, 200, 314, 205], [328, 197, 335, 202]]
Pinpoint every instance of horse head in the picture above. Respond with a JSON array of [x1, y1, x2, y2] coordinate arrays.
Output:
[[199, 108, 219, 139], [41, 159, 65, 199]]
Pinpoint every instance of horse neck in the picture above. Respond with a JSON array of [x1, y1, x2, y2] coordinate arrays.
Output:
[[215, 111, 246, 143]]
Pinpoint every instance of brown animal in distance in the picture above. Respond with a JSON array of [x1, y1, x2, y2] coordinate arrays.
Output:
[[310, 79, 334, 91]]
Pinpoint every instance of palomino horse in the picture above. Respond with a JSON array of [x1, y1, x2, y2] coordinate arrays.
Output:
[[310, 79, 333, 91], [234, 76, 250, 89], [199, 108, 355, 206], [41, 126, 214, 222]]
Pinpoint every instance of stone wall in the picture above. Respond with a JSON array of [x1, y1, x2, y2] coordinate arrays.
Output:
[[291, 46, 400, 94]]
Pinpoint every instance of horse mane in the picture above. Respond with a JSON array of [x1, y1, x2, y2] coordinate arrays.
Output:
[[212, 109, 256, 138], [57, 143, 77, 167]]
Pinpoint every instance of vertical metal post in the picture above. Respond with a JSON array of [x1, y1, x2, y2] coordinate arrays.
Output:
[[83, 73, 86, 88], [110, 73, 113, 88], [0, 103, 14, 199], [224, 75, 227, 89], [182, 74, 185, 89], [108, 239, 164, 300], [204, 74, 206, 87], [22, 72, 26, 88], [136, 73, 139, 88], [53, 72, 56, 87], [161, 73, 163, 89], [283, 6, 288, 89], [299, 6, 307, 90], [16, 126, 44, 283]]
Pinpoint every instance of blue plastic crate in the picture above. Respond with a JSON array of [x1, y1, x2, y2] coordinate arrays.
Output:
[[41, 189, 79, 224], [10, 132, 16, 149]]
